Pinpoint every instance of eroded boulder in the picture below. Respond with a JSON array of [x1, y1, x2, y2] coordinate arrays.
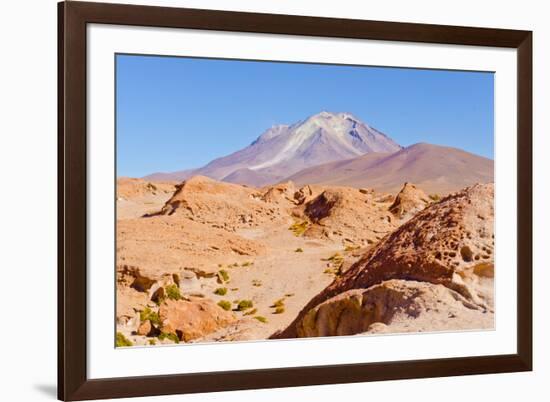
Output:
[[389, 182, 430, 220], [295, 279, 490, 337], [159, 298, 236, 342], [275, 183, 495, 339]]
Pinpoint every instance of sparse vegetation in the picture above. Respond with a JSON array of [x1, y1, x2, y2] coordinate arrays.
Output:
[[165, 284, 182, 301], [294, 247, 304, 253], [148, 339, 156, 346], [271, 298, 285, 308], [326, 252, 343, 262], [159, 332, 180, 344], [271, 298, 286, 314], [116, 332, 133, 347], [241, 261, 253, 267], [324, 266, 343, 276], [214, 287, 228, 296], [284, 293, 295, 297], [218, 269, 230, 283], [344, 245, 359, 252], [429, 193, 441, 202], [274, 306, 285, 314], [217, 300, 232, 311], [289, 221, 308, 236], [140, 306, 161, 325], [252, 279, 262, 287], [323, 252, 344, 276], [237, 299, 254, 311], [254, 316, 268, 323], [244, 308, 258, 316]]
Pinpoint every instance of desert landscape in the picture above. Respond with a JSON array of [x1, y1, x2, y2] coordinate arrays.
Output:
[[115, 111, 494, 347]]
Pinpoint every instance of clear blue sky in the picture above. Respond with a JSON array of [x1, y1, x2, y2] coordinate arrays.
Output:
[[116, 54, 494, 178]]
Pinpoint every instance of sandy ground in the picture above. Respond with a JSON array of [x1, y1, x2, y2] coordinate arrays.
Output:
[[116, 192, 173, 219], [116, 209, 356, 344], [115, 177, 494, 346], [207, 224, 343, 338]]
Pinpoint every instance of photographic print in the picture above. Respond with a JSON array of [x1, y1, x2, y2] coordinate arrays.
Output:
[[115, 55, 495, 347]]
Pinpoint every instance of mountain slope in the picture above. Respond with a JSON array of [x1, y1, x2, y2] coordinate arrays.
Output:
[[144, 111, 401, 185], [143, 169, 196, 182], [221, 168, 279, 187], [285, 143, 494, 194]]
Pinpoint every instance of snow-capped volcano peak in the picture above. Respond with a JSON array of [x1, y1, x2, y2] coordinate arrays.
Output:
[[250, 124, 289, 145], [305, 111, 362, 125], [146, 112, 401, 186], [243, 111, 399, 171]]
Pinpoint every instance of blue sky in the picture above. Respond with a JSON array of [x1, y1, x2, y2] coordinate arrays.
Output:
[[116, 54, 494, 178]]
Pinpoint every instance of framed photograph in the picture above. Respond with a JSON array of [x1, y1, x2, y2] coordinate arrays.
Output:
[[58, 1, 532, 400]]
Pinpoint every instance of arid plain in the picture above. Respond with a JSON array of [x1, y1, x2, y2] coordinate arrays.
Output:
[[115, 112, 494, 347]]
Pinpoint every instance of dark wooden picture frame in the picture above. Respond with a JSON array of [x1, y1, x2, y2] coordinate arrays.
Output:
[[58, 1, 532, 400]]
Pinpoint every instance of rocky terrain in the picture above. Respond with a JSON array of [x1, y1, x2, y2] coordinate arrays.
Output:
[[116, 177, 177, 219], [116, 111, 494, 347], [116, 175, 494, 347], [273, 183, 494, 339]]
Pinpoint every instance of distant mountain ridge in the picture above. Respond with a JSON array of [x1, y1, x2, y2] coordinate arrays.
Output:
[[143, 112, 493, 195], [286, 143, 494, 194], [144, 111, 402, 184]]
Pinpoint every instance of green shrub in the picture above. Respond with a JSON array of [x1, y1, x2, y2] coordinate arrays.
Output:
[[289, 221, 308, 236], [294, 248, 303, 253], [159, 332, 180, 344], [116, 332, 133, 347], [237, 300, 254, 311], [244, 308, 258, 316], [148, 339, 156, 346], [218, 269, 230, 282], [165, 284, 182, 301], [140, 306, 161, 325], [324, 266, 343, 277], [274, 306, 285, 314], [429, 194, 441, 202], [326, 252, 343, 262], [271, 298, 285, 308], [254, 316, 268, 323], [214, 287, 228, 296], [217, 300, 232, 311], [344, 245, 359, 252], [323, 253, 344, 276], [241, 261, 253, 267]]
